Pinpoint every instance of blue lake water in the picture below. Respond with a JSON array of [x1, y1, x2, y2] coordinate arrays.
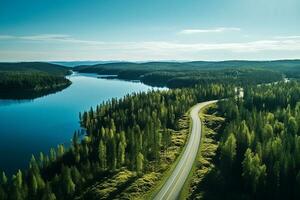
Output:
[[0, 73, 158, 175]]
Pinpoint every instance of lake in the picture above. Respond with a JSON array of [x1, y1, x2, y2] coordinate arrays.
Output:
[[0, 73, 160, 175]]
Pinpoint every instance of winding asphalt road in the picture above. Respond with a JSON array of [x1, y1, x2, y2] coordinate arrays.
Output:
[[154, 100, 218, 200]]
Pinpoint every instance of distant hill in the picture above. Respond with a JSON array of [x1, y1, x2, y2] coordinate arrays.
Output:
[[0, 62, 71, 76], [73, 60, 300, 87], [51, 61, 125, 67], [74, 60, 300, 72]]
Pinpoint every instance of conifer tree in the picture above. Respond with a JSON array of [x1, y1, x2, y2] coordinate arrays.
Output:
[[98, 139, 107, 170], [136, 152, 144, 176]]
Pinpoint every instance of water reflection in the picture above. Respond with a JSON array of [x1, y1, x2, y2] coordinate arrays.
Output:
[[0, 99, 33, 106]]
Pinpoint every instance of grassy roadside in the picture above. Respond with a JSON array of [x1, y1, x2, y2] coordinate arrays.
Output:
[[142, 103, 209, 199], [140, 112, 192, 200], [179, 103, 224, 199], [79, 111, 193, 200], [76, 103, 216, 200]]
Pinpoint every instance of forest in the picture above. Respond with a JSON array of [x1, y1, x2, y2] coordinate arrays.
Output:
[[0, 62, 71, 76], [1, 0, 299, 199], [191, 81, 300, 200], [0, 62, 71, 99], [1, 61, 300, 199], [0, 82, 234, 200], [73, 60, 300, 88]]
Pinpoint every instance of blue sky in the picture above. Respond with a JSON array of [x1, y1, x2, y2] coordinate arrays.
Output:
[[0, 0, 300, 61]]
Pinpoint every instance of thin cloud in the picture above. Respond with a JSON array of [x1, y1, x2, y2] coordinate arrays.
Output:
[[0, 34, 105, 45], [20, 34, 70, 41], [274, 35, 300, 39], [0, 35, 16, 39], [74, 39, 300, 53], [0, 34, 300, 54], [179, 27, 241, 34]]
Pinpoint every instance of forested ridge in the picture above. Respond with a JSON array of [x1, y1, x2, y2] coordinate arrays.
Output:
[[0, 62, 71, 99], [192, 81, 300, 200], [0, 83, 234, 200], [0, 62, 71, 76], [72, 60, 300, 88], [141, 69, 282, 88]]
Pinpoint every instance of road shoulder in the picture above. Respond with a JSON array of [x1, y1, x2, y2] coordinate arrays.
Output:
[[181, 102, 224, 199]]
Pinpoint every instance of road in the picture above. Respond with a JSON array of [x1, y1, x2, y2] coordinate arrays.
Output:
[[153, 100, 218, 200]]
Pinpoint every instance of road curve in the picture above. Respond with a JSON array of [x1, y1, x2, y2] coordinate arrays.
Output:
[[153, 100, 218, 200]]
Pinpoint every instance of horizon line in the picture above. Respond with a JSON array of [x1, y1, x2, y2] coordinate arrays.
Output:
[[1, 58, 300, 64]]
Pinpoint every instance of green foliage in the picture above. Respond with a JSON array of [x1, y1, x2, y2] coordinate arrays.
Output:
[[0, 62, 71, 99], [136, 152, 144, 176], [220, 133, 237, 172], [0, 82, 234, 199], [198, 81, 300, 200], [77, 170, 135, 200], [41, 183, 56, 200], [62, 167, 76, 196], [187, 104, 224, 199], [98, 140, 107, 170], [1, 172, 7, 185], [242, 148, 267, 193], [74, 61, 285, 88], [2, 61, 300, 199], [0, 62, 70, 76]]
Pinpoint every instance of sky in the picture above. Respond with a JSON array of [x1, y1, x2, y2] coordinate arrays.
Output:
[[0, 0, 300, 61]]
